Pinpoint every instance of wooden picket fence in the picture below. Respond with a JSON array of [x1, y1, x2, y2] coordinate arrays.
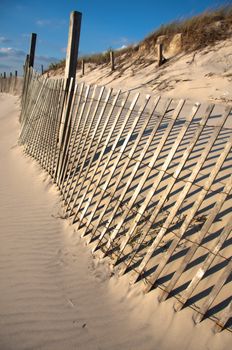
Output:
[[0, 74, 23, 95], [16, 66, 232, 333]]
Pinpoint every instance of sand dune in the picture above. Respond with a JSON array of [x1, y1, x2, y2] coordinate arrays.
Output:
[[0, 93, 231, 350]]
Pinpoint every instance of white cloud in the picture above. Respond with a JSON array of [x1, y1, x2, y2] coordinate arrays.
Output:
[[36, 19, 52, 26], [116, 45, 128, 51], [112, 37, 130, 46], [0, 47, 25, 58], [36, 19, 66, 27], [0, 45, 60, 75]]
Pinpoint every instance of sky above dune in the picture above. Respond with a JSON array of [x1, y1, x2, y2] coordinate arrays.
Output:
[[0, 0, 229, 75]]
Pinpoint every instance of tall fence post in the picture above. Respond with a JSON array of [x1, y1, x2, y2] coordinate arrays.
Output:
[[110, 50, 115, 71], [64, 11, 82, 88], [29, 33, 37, 68], [41, 64, 44, 75], [56, 11, 82, 183], [81, 59, 85, 76], [157, 43, 163, 67]]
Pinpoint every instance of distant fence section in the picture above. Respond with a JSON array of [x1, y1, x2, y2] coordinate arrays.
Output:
[[0, 74, 23, 95], [16, 65, 232, 333], [1, 10, 232, 335]]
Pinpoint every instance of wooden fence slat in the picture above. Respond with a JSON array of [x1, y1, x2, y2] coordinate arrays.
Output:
[[213, 300, 232, 332], [107, 101, 201, 256], [67, 87, 112, 215], [159, 175, 232, 301], [62, 85, 92, 197], [51, 79, 68, 177], [193, 260, 232, 324], [118, 104, 215, 273], [42, 79, 62, 170], [99, 99, 186, 256], [19, 75, 47, 143], [72, 93, 148, 225], [174, 219, 232, 312], [143, 134, 232, 293], [57, 82, 81, 186], [63, 85, 99, 201], [55, 77, 76, 183], [72, 92, 140, 230], [47, 79, 65, 174], [132, 106, 231, 284], [90, 98, 172, 248], [39, 79, 58, 167], [31, 79, 55, 160], [59, 83, 86, 186], [66, 85, 106, 212], [63, 88, 122, 201], [88, 96, 162, 246], [70, 90, 122, 216], [67, 91, 131, 228], [27, 79, 53, 157], [74, 96, 150, 227]]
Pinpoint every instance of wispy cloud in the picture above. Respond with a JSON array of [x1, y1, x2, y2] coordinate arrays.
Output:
[[0, 47, 25, 58], [36, 19, 66, 28], [36, 19, 52, 26], [112, 37, 130, 47], [0, 36, 11, 44], [0, 45, 60, 75]]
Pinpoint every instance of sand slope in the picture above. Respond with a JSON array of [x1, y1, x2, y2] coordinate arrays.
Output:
[[0, 93, 231, 350], [50, 37, 232, 104], [0, 94, 155, 350]]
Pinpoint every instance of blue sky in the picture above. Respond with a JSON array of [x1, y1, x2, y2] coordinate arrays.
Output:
[[0, 0, 230, 75]]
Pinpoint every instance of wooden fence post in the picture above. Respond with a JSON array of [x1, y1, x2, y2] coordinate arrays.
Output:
[[15, 70, 17, 77], [4, 72, 6, 78], [41, 65, 44, 74], [59, 11, 82, 142], [81, 59, 85, 76], [29, 33, 37, 68], [56, 10, 82, 182], [157, 43, 163, 67], [110, 50, 115, 71], [64, 11, 82, 88]]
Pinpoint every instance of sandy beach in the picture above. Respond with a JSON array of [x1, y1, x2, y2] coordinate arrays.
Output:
[[0, 93, 156, 350]]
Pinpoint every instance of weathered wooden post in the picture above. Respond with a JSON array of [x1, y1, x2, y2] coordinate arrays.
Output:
[[64, 11, 82, 88], [56, 10, 82, 183], [3, 72, 6, 78], [29, 33, 37, 68], [110, 50, 115, 71], [81, 59, 85, 76], [41, 64, 44, 74], [14, 70, 18, 93], [157, 44, 163, 67]]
